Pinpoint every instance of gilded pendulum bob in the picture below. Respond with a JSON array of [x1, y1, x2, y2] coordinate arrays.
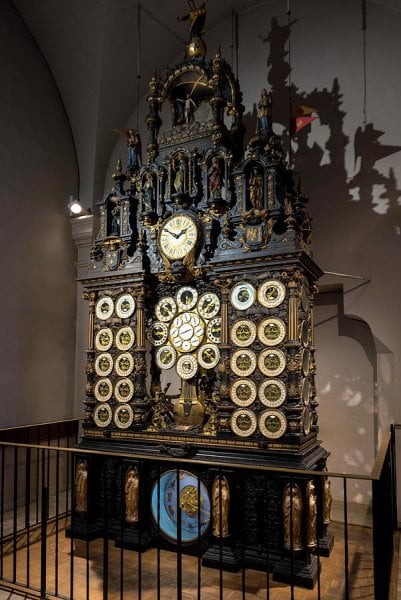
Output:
[[174, 379, 205, 428]]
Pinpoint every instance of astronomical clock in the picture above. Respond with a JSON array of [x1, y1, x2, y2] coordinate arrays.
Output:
[[71, 3, 333, 589]]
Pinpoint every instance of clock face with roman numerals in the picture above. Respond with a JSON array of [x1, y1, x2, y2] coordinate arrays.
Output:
[[159, 214, 198, 260]]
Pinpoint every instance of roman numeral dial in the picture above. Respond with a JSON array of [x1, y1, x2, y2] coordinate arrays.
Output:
[[159, 214, 198, 260]]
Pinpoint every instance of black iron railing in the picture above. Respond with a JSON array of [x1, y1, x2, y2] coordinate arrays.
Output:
[[0, 421, 397, 600]]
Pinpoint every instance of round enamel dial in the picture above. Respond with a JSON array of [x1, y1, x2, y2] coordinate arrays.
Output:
[[93, 404, 112, 428], [151, 470, 211, 543], [115, 353, 134, 377], [258, 348, 286, 377], [230, 282, 256, 311], [95, 353, 113, 377], [206, 318, 221, 344], [115, 294, 136, 319], [197, 344, 220, 369], [155, 297, 177, 322], [147, 322, 169, 347], [95, 328, 113, 351], [258, 379, 286, 408], [230, 320, 257, 347], [258, 317, 286, 346], [230, 349, 257, 377], [230, 379, 257, 407], [230, 409, 258, 437], [96, 297, 114, 321], [156, 345, 177, 370], [302, 377, 310, 405], [169, 312, 205, 352], [197, 293, 220, 320], [114, 378, 134, 403], [176, 354, 198, 379], [257, 280, 286, 308], [258, 409, 287, 439], [94, 378, 113, 402], [302, 349, 310, 376], [115, 326, 135, 351], [300, 320, 309, 348], [114, 404, 134, 429], [176, 286, 198, 311], [159, 214, 198, 260]]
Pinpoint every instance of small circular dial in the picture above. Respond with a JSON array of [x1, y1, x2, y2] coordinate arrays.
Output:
[[156, 345, 177, 370], [148, 322, 169, 347], [176, 354, 198, 379], [301, 284, 310, 312], [95, 297, 114, 321], [258, 379, 286, 408], [169, 312, 205, 352], [115, 326, 135, 351], [230, 409, 258, 437], [302, 377, 311, 405], [93, 404, 112, 428], [197, 344, 220, 369], [176, 286, 198, 311], [257, 280, 286, 308], [300, 320, 309, 348], [206, 318, 221, 344], [95, 328, 113, 351], [115, 353, 134, 377], [159, 214, 198, 260], [302, 349, 310, 376], [258, 348, 286, 377], [197, 293, 220, 320], [258, 317, 286, 346], [230, 282, 256, 311], [230, 349, 257, 377], [230, 379, 257, 407], [230, 320, 257, 347], [114, 378, 134, 403], [155, 297, 177, 322], [115, 294, 136, 319], [94, 378, 113, 402], [114, 404, 134, 429], [95, 353, 113, 377], [303, 406, 311, 435], [258, 409, 287, 439]]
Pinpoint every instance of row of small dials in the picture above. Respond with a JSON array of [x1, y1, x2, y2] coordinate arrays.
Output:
[[93, 402, 133, 429], [95, 293, 136, 321]]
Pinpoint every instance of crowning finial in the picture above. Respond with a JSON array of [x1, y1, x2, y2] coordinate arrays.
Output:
[[176, 1, 208, 59]]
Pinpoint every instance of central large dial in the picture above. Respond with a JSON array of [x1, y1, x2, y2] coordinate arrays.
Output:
[[169, 311, 205, 352], [159, 214, 198, 260]]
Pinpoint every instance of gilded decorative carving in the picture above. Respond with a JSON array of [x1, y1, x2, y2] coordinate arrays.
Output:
[[212, 476, 230, 538], [283, 482, 303, 552], [124, 467, 139, 523], [75, 460, 88, 513], [306, 480, 317, 550]]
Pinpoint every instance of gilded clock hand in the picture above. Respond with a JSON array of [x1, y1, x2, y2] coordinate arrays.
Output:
[[165, 229, 180, 239], [177, 227, 188, 238]]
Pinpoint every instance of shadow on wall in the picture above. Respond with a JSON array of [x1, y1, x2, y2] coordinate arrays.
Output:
[[243, 16, 401, 234]]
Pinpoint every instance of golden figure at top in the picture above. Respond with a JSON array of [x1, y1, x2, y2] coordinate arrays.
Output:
[[176, 1, 207, 40]]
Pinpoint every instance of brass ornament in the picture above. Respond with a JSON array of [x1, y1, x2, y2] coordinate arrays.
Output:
[[75, 460, 88, 513], [124, 467, 139, 522], [212, 476, 230, 538], [283, 483, 303, 552]]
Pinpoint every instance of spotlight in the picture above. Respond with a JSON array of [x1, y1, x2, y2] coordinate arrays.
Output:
[[68, 195, 90, 217]]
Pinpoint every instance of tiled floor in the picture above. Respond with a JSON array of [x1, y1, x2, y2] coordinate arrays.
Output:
[[0, 515, 387, 600]]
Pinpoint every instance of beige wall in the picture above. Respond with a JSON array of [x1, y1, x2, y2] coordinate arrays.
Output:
[[0, 1, 78, 426]]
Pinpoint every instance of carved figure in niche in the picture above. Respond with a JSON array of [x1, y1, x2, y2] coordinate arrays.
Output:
[[75, 460, 88, 513], [322, 475, 332, 525], [249, 167, 264, 210], [176, 1, 207, 40], [208, 156, 223, 198], [108, 194, 121, 236], [176, 94, 197, 125], [173, 155, 187, 195], [126, 128, 141, 170], [283, 482, 303, 551], [306, 480, 317, 549], [257, 88, 272, 133], [143, 172, 155, 212], [125, 467, 139, 523], [212, 475, 230, 538]]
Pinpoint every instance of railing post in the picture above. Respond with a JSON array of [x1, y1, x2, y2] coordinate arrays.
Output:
[[40, 448, 48, 599]]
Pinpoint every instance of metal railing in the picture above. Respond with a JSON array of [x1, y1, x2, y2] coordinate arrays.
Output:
[[0, 421, 397, 600]]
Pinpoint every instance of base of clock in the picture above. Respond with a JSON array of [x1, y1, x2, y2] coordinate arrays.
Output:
[[273, 554, 319, 589], [115, 527, 153, 552], [202, 541, 241, 572], [317, 528, 334, 557], [66, 517, 100, 542]]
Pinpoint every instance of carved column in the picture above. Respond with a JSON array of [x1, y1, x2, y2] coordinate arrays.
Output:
[[84, 291, 97, 423], [132, 286, 150, 429], [215, 279, 233, 434]]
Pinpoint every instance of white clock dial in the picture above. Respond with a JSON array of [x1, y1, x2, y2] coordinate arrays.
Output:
[[155, 297, 177, 322], [257, 280, 286, 308], [197, 344, 220, 369], [169, 311, 205, 352], [197, 293, 220, 319], [148, 322, 169, 347], [176, 286, 198, 311], [206, 318, 221, 344], [159, 214, 198, 260], [230, 282, 256, 311], [176, 354, 198, 379]]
